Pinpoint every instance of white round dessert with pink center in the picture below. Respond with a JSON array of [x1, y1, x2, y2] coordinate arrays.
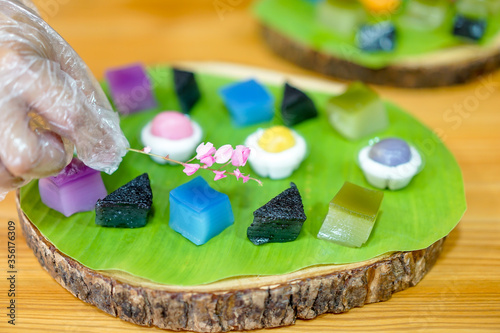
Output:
[[141, 111, 203, 164]]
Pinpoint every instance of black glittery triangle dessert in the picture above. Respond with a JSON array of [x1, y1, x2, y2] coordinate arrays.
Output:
[[281, 82, 318, 127], [247, 182, 307, 245], [95, 173, 153, 228], [173, 68, 201, 114]]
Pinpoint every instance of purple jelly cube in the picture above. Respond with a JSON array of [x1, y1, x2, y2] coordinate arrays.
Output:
[[39, 158, 107, 217], [169, 177, 234, 245], [105, 63, 158, 114], [219, 79, 275, 126]]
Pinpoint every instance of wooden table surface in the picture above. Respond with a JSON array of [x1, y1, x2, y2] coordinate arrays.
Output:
[[1, 1, 499, 332]]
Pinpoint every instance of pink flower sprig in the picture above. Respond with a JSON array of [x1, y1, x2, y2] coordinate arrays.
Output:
[[127, 142, 262, 186]]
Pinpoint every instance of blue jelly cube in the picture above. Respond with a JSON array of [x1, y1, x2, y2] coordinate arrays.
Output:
[[105, 63, 158, 114], [219, 79, 275, 126], [169, 177, 234, 245]]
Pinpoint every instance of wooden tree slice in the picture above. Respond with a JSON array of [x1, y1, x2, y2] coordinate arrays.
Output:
[[260, 24, 500, 88], [17, 195, 445, 332]]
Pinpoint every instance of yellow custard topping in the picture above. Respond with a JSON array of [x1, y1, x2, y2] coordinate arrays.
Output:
[[257, 126, 296, 153]]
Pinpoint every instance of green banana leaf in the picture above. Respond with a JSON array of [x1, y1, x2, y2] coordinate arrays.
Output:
[[20, 66, 466, 286], [254, 0, 500, 69]]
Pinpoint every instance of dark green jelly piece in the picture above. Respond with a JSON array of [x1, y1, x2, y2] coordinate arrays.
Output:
[[280, 83, 318, 127], [173, 68, 201, 114], [95, 173, 153, 228], [247, 182, 307, 245], [452, 15, 487, 41]]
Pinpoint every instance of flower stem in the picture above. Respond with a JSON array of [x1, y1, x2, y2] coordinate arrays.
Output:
[[127, 148, 186, 166]]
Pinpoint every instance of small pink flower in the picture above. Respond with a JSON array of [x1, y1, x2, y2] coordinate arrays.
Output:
[[213, 170, 227, 181], [183, 163, 200, 176], [196, 142, 216, 160], [231, 145, 251, 167], [200, 155, 215, 168], [233, 168, 243, 181], [129, 142, 262, 185], [214, 144, 234, 164]]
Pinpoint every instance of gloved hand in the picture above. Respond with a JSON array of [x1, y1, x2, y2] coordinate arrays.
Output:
[[0, 0, 130, 200]]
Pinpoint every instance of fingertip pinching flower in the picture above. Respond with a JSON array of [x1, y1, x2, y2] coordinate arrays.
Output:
[[130, 142, 262, 186]]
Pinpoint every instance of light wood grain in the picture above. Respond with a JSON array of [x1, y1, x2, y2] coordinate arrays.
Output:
[[1, 0, 500, 332]]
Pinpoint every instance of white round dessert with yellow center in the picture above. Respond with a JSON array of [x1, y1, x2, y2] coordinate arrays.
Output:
[[244, 126, 307, 180], [141, 111, 203, 164]]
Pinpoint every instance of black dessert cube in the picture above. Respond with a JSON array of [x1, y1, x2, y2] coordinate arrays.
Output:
[[95, 173, 153, 228], [281, 83, 318, 126], [453, 15, 487, 41], [173, 68, 201, 114], [247, 183, 307, 245]]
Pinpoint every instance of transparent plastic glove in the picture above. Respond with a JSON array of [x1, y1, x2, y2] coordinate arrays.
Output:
[[0, 0, 130, 200]]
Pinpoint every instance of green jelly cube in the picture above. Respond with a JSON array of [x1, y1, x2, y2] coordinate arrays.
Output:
[[456, 0, 489, 19], [326, 82, 388, 141], [317, 0, 367, 38], [486, 0, 500, 15], [398, 0, 450, 30], [318, 182, 384, 248]]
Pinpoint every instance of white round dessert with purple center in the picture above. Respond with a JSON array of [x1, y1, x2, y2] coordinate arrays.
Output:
[[358, 138, 422, 190]]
